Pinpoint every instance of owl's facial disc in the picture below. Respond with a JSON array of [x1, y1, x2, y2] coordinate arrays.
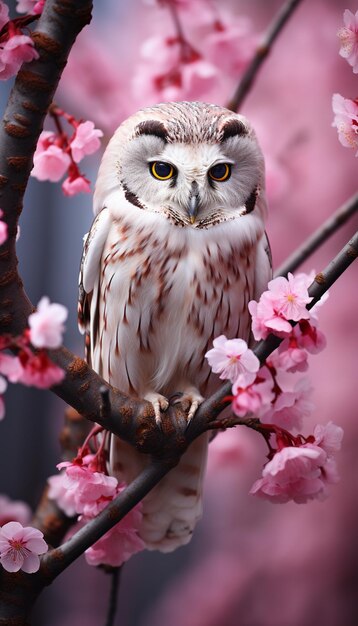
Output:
[[119, 123, 262, 228]]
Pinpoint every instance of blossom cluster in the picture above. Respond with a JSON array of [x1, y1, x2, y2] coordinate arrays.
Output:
[[332, 9, 358, 156], [0, 296, 67, 419], [206, 271, 343, 505], [31, 108, 103, 196], [132, 0, 257, 105], [0, 0, 43, 81], [48, 429, 145, 567]]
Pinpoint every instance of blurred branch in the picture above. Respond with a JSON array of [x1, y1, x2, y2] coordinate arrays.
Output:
[[274, 192, 358, 277], [226, 0, 304, 112], [105, 568, 122, 626]]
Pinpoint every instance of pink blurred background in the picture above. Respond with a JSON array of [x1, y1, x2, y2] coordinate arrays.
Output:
[[1, 0, 357, 624]]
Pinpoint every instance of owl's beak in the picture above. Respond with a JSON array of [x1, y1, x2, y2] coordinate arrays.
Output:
[[187, 182, 200, 224]]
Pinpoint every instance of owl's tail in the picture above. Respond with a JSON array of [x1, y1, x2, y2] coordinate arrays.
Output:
[[109, 433, 210, 552]]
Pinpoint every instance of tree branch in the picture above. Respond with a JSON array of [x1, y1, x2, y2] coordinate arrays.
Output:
[[274, 192, 358, 277], [226, 0, 304, 112]]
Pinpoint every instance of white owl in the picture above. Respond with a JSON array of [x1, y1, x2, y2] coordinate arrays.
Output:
[[78, 101, 271, 552]]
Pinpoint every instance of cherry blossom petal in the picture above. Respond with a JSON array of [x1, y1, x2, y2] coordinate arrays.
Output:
[[332, 93, 358, 155], [0, 219, 7, 246], [28, 296, 68, 349], [20, 552, 41, 574], [62, 175, 91, 196], [70, 121, 103, 163], [32, 142, 71, 182], [47, 474, 77, 517], [18, 351, 65, 389], [313, 422, 343, 456], [0, 1, 9, 31], [205, 335, 259, 385], [337, 9, 358, 73]]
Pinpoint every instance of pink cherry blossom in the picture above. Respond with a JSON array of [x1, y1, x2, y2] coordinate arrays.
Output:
[[261, 374, 314, 431], [313, 422, 343, 457], [0, 1, 9, 33], [232, 366, 274, 418], [293, 320, 327, 354], [204, 19, 257, 78], [16, 0, 44, 15], [179, 59, 217, 100], [205, 335, 260, 385], [84, 495, 145, 567], [0, 353, 24, 383], [18, 350, 65, 389], [250, 445, 326, 504], [28, 296, 68, 349], [62, 174, 91, 196], [0, 495, 31, 526], [332, 93, 358, 156], [56, 460, 118, 517], [133, 34, 218, 104], [47, 474, 78, 517], [0, 521, 48, 573], [276, 336, 308, 373], [0, 375, 7, 420], [31, 132, 71, 182], [249, 273, 313, 340], [70, 121, 103, 163], [337, 9, 358, 73], [251, 419, 343, 504], [140, 36, 180, 73], [248, 292, 292, 340], [0, 217, 8, 245], [0, 34, 39, 80], [267, 273, 313, 322]]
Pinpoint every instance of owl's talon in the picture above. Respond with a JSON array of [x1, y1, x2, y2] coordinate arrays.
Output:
[[173, 388, 204, 423], [144, 392, 169, 427]]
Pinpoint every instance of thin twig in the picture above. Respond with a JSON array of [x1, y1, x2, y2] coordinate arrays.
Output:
[[104, 568, 122, 626], [226, 0, 304, 112], [100, 385, 111, 421], [274, 193, 358, 277]]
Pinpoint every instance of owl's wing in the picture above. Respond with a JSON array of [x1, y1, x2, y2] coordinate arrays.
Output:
[[253, 231, 273, 301], [78, 206, 111, 365]]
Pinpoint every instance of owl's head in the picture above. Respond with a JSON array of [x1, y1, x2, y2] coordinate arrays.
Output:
[[94, 102, 266, 229]]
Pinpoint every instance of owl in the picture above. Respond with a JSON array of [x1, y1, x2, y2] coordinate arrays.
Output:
[[78, 101, 271, 552]]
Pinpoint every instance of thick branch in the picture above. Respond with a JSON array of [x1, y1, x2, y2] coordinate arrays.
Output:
[[0, 0, 93, 336], [274, 193, 358, 277], [226, 0, 304, 112]]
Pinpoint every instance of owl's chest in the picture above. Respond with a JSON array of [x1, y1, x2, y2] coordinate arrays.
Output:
[[102, 220, 256, 339]]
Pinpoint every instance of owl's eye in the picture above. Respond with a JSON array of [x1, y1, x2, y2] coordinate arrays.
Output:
[[208, 163, 231, 182], [150, 161, 175, 180]]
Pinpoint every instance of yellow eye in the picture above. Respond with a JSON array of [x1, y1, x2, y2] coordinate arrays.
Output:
[[208, 163, 231, 182], [150, 161, 175, 180]]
